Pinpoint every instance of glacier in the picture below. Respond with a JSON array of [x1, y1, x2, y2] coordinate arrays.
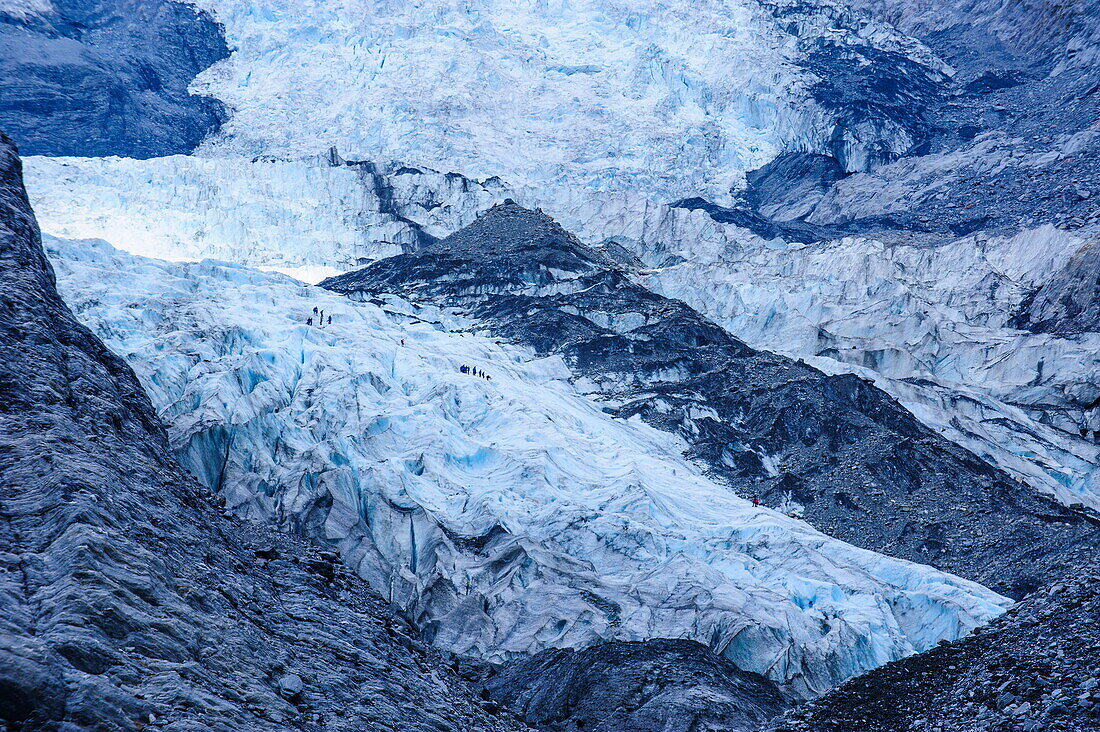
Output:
[[16, 0, 1094, 516], [45, 233, 1010, 698], [23, 151, 1100, 509], [5, 0, 1100, 726], [184, 0, 948, 200]]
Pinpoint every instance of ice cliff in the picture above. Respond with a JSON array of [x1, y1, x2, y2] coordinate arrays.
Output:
[[46, 232, 1011, 698], [185, 0, 948, 200]]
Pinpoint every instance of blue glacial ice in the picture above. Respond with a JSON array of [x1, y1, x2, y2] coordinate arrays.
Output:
[[47, 235, 1011, 698]]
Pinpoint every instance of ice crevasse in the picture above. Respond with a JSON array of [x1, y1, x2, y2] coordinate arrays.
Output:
[[47, 235, 1010, 698], [22, 153, 1100, 509], [183, 0, 941, 198]]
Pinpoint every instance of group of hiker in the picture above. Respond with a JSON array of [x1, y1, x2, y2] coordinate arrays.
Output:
[[460, 364, 491, 381], [306, 306, 332, 327]]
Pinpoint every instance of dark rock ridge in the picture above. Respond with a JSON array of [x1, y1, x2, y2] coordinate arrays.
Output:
[[1011, 238, 1100, 335], [689, 0, 1100, 243], [323, 202, 1100, 600], [670, 192, 921, 245], [0, 0, 228, 157], [485, 639, 790, 732], [0, 133, 523, 730], [772, 561, 1100, 732]]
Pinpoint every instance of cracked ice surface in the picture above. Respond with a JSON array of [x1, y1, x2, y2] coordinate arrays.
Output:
[[187, 0, 790, 200], [48, 235, 1009, 698], [633, 220, 1100, 507], [20, 152, 1100, 506], [183, 0, 942, 200]]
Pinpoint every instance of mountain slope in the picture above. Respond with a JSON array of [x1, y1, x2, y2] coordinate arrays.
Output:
[[485, 639, 790, 732], [0, 133, 523, 730], [323, 202, 1100, 600]]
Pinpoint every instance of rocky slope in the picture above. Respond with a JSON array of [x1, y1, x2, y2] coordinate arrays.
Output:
[[0, 0, 228, 157], [485, 639, 791, 732], [0, 133, 524, 730], [1011, 238, 1100, 336], [773, 561, 1100, 732], [323, 202, 1100, 600]]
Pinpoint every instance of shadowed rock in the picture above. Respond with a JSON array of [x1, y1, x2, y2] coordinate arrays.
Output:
[[0, 0, 228, 157], [486, 639, 790, 732]]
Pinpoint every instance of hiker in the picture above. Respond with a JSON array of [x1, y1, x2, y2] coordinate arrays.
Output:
[[327, 315, 332, 325], [307, 317, 313, 326], [752, 496, 760, 508], [313, 306, 318, 315]]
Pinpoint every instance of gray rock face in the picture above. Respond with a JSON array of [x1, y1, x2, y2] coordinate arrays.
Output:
[[323, 202, 1100, 600], [0, 132, 523, 730], [1011, 239, 1100, 335], [683, 0, 1100, 240], [485, 639, 790, 732], [0, 0, 228, 157], [773, 561, 1100, 732]]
